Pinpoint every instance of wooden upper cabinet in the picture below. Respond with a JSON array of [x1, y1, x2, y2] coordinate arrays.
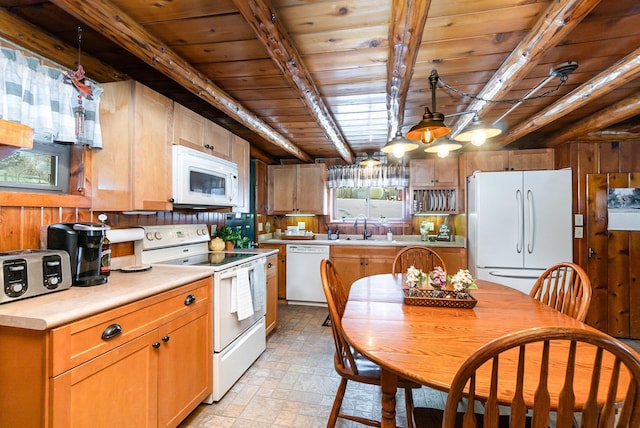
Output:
[[461, 148, 555, 179], [410, 158, 459, 188], [231, 135, 250, 213], [173, 103, 231, 160], [462, 151, 509, 176], [507, 148, 555, 171], [0, 119, 32, 159], [267, 163, 327, 214], [254, 159, 267, 214], [92, 80, 173, 212]]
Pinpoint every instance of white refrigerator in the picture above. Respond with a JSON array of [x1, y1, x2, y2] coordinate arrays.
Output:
[[467, 169, 573, 294]]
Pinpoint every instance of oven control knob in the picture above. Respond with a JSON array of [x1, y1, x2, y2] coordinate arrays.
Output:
[[197, 228, 206, 236], [12, 283, 24, 293], [145, 232, 155, 241], [154, 232, 162, 240]]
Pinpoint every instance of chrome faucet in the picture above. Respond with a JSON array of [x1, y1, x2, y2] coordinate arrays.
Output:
[[354, 215, 371, 240]]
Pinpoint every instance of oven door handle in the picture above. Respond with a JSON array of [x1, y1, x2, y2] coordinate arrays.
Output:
[[219, 265, 256, 280]]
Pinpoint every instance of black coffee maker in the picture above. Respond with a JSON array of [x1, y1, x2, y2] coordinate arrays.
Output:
[[47, 223, 110, 286]]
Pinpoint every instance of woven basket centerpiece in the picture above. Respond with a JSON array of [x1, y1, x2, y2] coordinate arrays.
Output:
[[403, 266, 477, 308]]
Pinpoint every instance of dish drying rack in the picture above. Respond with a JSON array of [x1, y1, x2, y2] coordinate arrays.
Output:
[[411, 188, 457, 214]]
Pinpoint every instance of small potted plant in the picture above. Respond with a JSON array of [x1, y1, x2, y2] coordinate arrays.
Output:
[[216, 225, 243, 251]]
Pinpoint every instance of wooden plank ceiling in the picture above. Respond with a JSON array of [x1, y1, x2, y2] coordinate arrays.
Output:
[[0, 0, 639, 164]]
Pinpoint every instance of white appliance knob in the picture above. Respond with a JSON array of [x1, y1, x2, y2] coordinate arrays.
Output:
[[145, 232, 155, 241], [197, 229, 204, 236], [49, 277, 59, 285], [154, 231, 162, 240], [12, 283, 23, 293]]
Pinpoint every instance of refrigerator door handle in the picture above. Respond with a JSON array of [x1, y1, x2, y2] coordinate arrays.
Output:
[[516, 189, 523, 254], [527, 189, 534, 254]]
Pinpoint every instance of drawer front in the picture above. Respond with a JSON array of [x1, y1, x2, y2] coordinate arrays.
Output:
[[330, 245, 398, 259], [50, 277, 211, 375]]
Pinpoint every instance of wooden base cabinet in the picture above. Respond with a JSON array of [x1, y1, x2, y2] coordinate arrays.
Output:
[[265, 254, 278, 335], [330, 246, 397, 294], [50, 330, 159, 427], [261, 244, 286, 300], [0, 278, 212, 428]]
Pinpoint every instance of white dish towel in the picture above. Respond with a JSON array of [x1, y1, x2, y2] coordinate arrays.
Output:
[[231, 267, 254, 321]]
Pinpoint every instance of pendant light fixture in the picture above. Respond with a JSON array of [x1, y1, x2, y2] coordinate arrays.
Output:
[[423, 138, 462, 158], [406, 69, 451, 143], [381, 130, 419, 158], [359, 152, 381, 167], [453, 112, 502, 146]]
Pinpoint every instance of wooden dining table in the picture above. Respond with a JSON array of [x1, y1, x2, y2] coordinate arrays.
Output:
[[341, 274, 633, 428]]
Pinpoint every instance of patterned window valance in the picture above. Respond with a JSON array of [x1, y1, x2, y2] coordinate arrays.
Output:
[[0, 47, 103, 148], [327, 164, 409, 188]]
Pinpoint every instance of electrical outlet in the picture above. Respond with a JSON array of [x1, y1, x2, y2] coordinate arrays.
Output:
[[574, 226, 583, 238]]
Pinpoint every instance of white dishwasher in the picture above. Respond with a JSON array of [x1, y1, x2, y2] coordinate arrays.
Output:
[[286, 244, 330, 305]]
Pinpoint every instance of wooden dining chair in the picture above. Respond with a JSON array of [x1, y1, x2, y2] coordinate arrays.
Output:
[[392, 245, 447, 275], [413, 326, 640, 428], [320, 259, 421, 428], [530, 262, 592, 322]]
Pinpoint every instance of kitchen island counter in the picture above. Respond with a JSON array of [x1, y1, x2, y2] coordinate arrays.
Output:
[[0, 265, 214, 330]]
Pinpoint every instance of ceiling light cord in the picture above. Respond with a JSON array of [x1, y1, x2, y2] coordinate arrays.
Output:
[[438, 72, 569, 106]]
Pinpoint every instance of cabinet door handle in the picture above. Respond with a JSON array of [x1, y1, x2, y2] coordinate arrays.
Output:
[[268, 262, 273, 268], [162, 335, 170, 343], [101, 323, 122, 340], [184, 294, 196, 305], [152, 342, 161, 349]]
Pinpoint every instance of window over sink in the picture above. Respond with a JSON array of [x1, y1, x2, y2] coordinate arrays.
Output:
[[332, 186, 406, 221]]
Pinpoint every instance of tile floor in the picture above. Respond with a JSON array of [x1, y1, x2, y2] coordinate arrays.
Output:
[[179, 303, 445, 427], [179, 304, 640, 428]]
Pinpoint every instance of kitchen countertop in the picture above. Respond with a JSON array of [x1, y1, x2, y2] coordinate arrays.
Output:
[[0, 265, 214, 331], [260, 234, 465, 248]]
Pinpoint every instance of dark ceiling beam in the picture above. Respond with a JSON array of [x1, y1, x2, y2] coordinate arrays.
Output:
[[387, 0, 430, 137], [0, 7, 125, 82], [49, 0, 313, 163], [544, 91, 640, 146], [250, 145, 278, 165], [494, 46, 640, 149], [579, 128, 640, 142], [449, 0, 602, 138], [233, 0, 354, 164]]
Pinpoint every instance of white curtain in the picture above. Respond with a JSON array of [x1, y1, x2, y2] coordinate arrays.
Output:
[[327, 164, 409, 188], [0, 47, 102, 148]]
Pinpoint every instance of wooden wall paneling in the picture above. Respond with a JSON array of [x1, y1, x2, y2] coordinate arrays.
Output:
[[631, 230, 640, 338], [574, 143, 598, 266], [0, 206, 22, 250], [598, 141, 621, 173], [628, 173, 640, 338], [22, 207, 41, 249], [620, 141, 640, 172], [607, 229, 629, 337], [608, 173, 633, 336], [585, 173, 609, 332]]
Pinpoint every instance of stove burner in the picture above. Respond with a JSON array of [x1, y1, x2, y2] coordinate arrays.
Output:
[[158, 251, 255, 267]]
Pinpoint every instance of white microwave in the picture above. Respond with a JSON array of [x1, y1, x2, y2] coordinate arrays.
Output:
[[172, 145, 239, 207]]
